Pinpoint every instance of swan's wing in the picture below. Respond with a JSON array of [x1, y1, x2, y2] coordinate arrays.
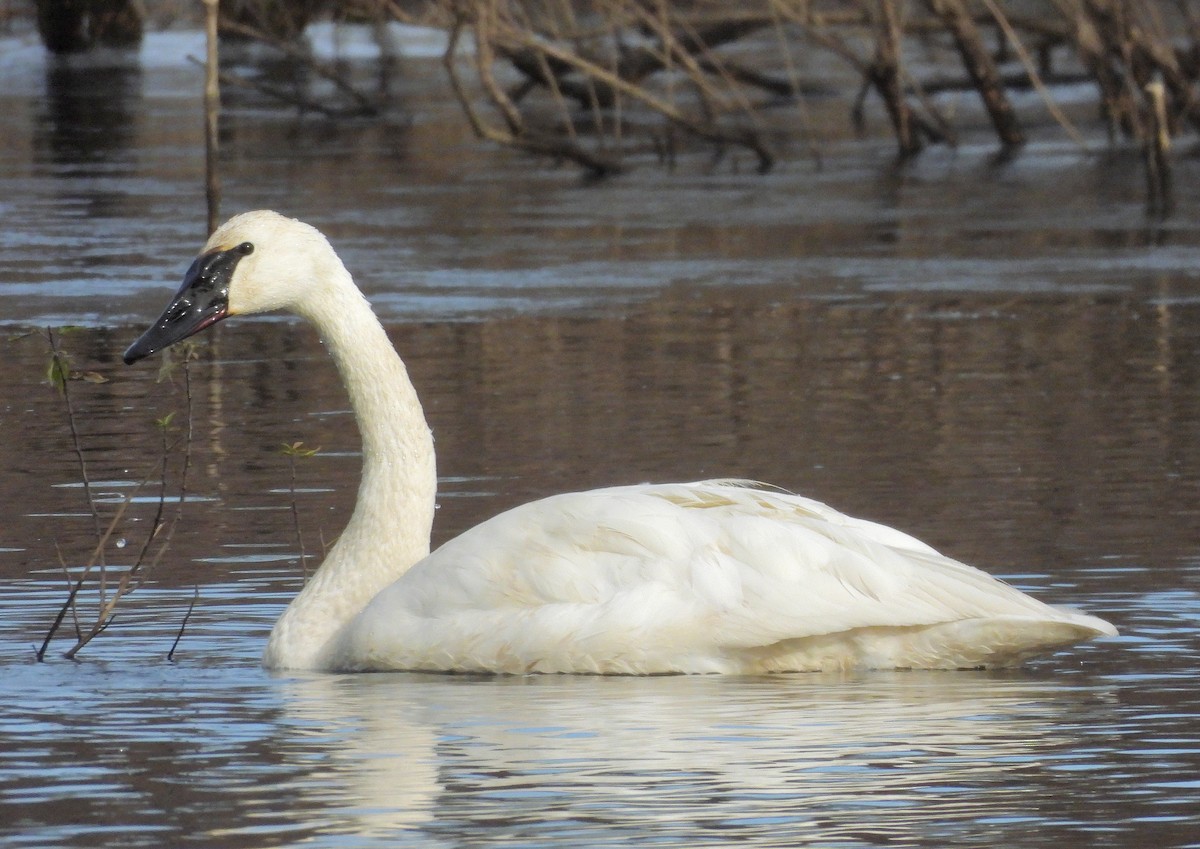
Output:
[[335, 481, 1113, 672]]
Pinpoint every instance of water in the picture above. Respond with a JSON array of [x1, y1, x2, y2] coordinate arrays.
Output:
[[1, 24, 1199, 849]]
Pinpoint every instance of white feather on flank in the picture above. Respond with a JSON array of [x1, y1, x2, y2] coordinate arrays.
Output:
[[175, 211, 1117, 674]]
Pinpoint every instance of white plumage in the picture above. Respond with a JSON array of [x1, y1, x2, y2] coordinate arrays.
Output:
[[331, 481, 1114, 673], [127, 210, 1117, 674]]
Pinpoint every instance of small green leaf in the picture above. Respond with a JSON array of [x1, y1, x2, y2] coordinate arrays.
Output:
[[281, 441, 321, 458], [156, 411, 177, 430], [46, 353, 70, 395]]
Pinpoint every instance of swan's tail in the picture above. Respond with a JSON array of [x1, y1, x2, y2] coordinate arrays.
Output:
[[1051, 606, 1119, 638], [902, 609, 1118, 669]]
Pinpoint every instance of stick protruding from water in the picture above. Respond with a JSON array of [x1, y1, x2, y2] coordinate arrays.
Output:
[[203, 0, 221, 236]]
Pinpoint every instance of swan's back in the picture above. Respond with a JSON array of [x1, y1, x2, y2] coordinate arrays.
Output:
[[325, 481, 1115, 674]]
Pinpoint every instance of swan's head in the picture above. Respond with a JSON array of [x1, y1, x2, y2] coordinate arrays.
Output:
[[123, 210, 336, 364]]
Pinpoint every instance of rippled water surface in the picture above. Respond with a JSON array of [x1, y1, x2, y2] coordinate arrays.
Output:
[[1, 25, 1199, 849]]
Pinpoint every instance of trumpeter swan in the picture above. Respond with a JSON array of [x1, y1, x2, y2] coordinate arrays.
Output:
[[124, 210, 1117, 673]]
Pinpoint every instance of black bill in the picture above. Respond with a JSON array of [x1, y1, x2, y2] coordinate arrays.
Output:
[[123, 243, 251, 364]]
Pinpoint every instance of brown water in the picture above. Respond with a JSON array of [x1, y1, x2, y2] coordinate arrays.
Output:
[[1, 24, 1199, 849]]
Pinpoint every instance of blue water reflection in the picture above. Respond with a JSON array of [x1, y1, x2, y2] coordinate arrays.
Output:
[[6, 658, 1180, 848]]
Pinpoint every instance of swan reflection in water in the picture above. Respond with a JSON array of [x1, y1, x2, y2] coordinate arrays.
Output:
[[227, 671, 1115, 845]]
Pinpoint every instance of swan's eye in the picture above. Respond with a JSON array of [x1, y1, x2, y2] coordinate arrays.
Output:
[[236, 242, 254, 256]]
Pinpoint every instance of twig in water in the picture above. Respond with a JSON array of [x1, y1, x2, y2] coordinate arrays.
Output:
[[281, 441, 321, 583], [168, 585, 200, 662], [44, 327, 108, 607], [37, 336, 200, 660], [36, 446, 168, 660], [203, 0, 221, 235], [52, 540, 83, 640]]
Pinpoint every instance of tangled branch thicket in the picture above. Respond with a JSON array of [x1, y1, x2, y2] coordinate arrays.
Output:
[[377, 1, 1194, 185], [28, 0, 1200, 188]]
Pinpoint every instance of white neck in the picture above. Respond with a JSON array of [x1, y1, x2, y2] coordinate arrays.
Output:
[[262, 263, 436, 669]]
